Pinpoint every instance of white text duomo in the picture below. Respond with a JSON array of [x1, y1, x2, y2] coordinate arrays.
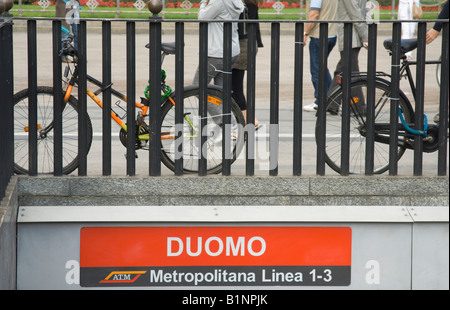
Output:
[[167, 236, 266, 257]]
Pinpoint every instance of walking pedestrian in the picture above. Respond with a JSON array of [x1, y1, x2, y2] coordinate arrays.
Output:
[[325, 0, 368, 115], [302, 0, 338, 112], [193, 0, 245, 86], [329, 0, 368, 96], [398, 0, 421, 59], [232, 0, 264, 127], [425, 0, 449, 124], [192, 0, 245, 141], [426, 0, 449, 44]]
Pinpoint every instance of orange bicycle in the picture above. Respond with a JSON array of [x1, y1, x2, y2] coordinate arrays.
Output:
[[13, 36, 245, 175]]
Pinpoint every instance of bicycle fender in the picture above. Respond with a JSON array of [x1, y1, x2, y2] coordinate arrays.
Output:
[[350, 75, 391, 86], [168, 84, 226, 106], [353, 76, 414, 114], [171, 84, 224, 96]]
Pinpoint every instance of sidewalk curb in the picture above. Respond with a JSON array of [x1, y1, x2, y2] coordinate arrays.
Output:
[[16, 175, 449, 207]]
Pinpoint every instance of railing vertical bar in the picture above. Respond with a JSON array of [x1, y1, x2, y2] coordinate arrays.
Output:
[[198, 22, 208, 176], [365, 23, 377, 175], [293, 22, 304, 176], [414, 22, 427, 176], [7, 19, 13, 180], [316, 23, 328, 176], [0, 16, 14, 197], [0, 21, 4, 197], [269, 22, 280, 176], [52, 20, 63, 176], [126, 21, 136, 176], [102, 21, 112, 176], [340, 22, 353, 176], [222, 22, 232, 176], [174, 21, 185, 176], [27, 19, 38, 176], [389, 22, 402, 176], [437, 22, 449, 176], [389, 22, 401, 176], [149, 16, 162, 176], [0, 22, 3, 196], [246, 22, 257, 176], [77, 21, 88, 176]]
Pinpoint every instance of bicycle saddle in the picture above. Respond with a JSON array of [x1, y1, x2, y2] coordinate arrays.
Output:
[[383, 39, 418, 55], [145, 42, 176, 55]]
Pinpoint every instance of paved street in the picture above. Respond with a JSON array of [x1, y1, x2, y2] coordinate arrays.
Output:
[[11, 20, 446, 176]]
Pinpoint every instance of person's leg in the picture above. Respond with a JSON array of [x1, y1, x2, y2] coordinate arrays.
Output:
[[398, 0, 409, 22], [329, 53, 344, 96], [196, 57, 241, 127], [309, 38, 320, 104], [60, 26, 71, 62], [327, 48, 364, 114], [304, 38, 320, 111], [404, 22, 416, 58], [326, 36, 337, 93], [399, 0, 415, 58], [232, 68, 260, 127], [71, 22, 78, 51], [331, 48, 361, 81], [193, 57, 218, 85], [232, 68, 247, 111], [211, 58, 224, 86], [351, 47, 361, 73]]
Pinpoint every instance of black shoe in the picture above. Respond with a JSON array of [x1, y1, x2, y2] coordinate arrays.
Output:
[[327, 102, 340, 115]]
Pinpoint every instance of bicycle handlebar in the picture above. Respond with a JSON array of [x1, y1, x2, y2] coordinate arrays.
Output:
[[60, 34, 78, 58]]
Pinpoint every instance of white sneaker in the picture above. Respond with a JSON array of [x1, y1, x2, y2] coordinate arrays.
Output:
[[303, 103, 318, 112]]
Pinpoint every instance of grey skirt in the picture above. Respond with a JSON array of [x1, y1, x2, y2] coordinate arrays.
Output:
[[233, 39, 259, 71]]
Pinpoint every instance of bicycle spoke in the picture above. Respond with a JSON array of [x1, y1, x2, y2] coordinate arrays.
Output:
[[13, 86, 90, 175], [160, 87, 244, 174]]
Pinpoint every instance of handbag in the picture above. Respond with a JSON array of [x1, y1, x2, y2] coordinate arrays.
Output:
[[413, 2, 423, 19]]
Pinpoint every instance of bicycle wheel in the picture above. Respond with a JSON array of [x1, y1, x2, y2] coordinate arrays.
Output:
[[317, 79, 414, 174], [160, 87, 245, 174], [13, 86, 93, 175]]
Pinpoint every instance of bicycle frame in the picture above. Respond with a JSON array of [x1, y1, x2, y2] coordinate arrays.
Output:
[[398, 58, 441, 104], [62, 65, 192, 143], [343, 56, 441, 137], [349, 58, 441, 102], [350, 58, 441, 152]]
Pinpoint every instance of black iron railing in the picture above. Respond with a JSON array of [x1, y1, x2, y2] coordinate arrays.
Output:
[[0, 9, 14, 200], [1, 7, 449, 200]]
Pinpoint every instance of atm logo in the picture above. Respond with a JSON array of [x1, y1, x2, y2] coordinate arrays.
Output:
[[99, 271, 146, 284]]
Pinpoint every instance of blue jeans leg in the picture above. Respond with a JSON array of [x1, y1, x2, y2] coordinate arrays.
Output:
[[309, 36, 337, 105]]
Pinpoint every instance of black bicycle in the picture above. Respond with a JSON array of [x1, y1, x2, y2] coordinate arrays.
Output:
[[317, 38, 445, 174]]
